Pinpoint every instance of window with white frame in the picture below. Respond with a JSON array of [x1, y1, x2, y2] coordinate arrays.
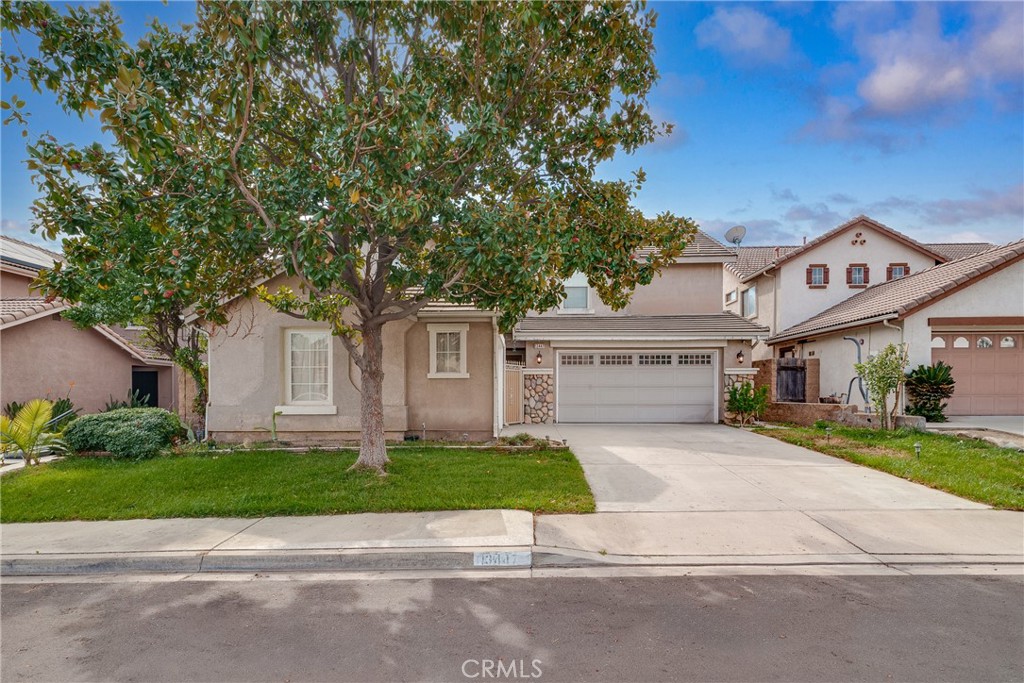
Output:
[[560, 272, 591, 312], [725, 288, 738, 305], [286, 329, 332, 404], [428, 324, 469, 378], [741, 286, 757, 318]]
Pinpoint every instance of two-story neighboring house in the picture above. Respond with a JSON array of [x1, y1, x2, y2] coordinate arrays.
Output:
[[722, 215, 994, 360], [510, 231, 768, 424]]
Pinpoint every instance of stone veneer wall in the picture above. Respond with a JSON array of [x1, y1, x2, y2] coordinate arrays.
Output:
[[524, 371, 554, 424], [722, 369, 757, 422]]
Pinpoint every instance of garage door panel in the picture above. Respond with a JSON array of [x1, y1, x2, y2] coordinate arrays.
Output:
[[558, 350, 716, 424], [932, 331, 1023, 416]]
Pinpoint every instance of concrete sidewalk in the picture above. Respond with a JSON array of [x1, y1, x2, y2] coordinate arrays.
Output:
[[1, 510, 534, 576], [3, 507, 1022, 576]]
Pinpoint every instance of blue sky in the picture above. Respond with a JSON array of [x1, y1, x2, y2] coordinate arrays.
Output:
[[3, 1, 1023, 249]]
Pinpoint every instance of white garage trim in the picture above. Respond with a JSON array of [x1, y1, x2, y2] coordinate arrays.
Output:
[[554, 349, 719, 424]]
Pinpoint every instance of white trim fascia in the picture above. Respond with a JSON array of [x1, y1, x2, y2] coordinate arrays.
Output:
[[515, 333, 768, 342], [523, 368, 554, 375], [417, 310, 497, 319], [767, 313, 898, 346]]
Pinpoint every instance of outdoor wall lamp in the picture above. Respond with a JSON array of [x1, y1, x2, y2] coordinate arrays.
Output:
[[535, 352, 543, 365], [735, 350, 745, 364]]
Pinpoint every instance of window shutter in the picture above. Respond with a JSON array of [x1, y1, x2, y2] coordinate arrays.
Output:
[[846, 267, 853, 284], [886, 266, 893, 281], [806, 267, 813, 285], [823, 267, 830, 284], [863, 266, 870, 284], [904, 266, 910, 275]]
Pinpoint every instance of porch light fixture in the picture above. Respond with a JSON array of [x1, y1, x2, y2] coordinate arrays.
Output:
[[535, 352, 543, 365], [735, 350, 745, 364]]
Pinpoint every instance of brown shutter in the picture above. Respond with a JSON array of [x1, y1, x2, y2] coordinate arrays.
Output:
[[823, 267, 830, 284], [904, 266, 910, 275], [863, 266, 870, 284], [886, 266, 893, 281], [846, 267, 853, 284], [806, 267, 813, 285]]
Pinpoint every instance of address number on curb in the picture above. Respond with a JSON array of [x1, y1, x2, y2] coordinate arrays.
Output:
[[473, 551, 532, 567]]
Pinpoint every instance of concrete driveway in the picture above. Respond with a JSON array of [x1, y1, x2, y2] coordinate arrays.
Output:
[[527, 423, 987, 513], [504, 423, 1024, 566]]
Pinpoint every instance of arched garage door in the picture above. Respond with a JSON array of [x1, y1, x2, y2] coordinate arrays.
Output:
[[557, 350, 716, 423], [932, 332, 1023, 415]]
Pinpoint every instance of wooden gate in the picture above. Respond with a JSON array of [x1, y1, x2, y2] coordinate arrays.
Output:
[[504, 362, 525, 424], [776, 358, 806, 403]]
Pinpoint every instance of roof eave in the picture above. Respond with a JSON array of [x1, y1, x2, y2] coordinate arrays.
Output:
[[766, 313, 899, 345]]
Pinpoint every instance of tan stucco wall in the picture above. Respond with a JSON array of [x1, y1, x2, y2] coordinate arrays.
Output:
[[0, 317, 135, 414], [531, 262, 725, 317], [1, 271, 34, 298], [206, 275, 495, 442], [405, 320, 495, 439]]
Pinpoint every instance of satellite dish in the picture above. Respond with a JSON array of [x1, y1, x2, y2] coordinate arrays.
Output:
[[724, 225, 747, 247]]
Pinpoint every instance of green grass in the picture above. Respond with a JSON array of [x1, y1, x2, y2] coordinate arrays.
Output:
[[753, 423, 1024, 510], [0, 447, 595, 522]]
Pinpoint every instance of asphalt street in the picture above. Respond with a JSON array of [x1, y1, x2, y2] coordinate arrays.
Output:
[[2, 573, 1021, 682]]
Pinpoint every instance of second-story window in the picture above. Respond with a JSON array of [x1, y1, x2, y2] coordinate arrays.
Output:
[[806, 264, 829, 288], [742, 285, 757, 318], [847, 263, 869, 287], [560, 272, 590, 313], [887, 263, 909, 280]]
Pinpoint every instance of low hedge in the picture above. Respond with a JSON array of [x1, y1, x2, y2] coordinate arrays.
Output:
[[64, 408, 185, 459]]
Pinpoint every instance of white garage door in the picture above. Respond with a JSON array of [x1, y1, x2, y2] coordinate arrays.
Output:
[[557, 351, 716, 423]]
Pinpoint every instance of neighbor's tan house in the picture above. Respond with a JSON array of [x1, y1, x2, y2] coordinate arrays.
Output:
[[0, 236, 176, 414], [203, 231, 770, 443]]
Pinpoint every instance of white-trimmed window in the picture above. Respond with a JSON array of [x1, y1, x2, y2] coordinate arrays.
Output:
[[428, 323, 469, 378], [281, 329, 333, 413], [559, 272, 591, 313], [741, 286, 757, 318], [725, 288, 738, 305]]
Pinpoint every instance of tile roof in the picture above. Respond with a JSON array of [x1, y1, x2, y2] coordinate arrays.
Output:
[[0, 297, 69, 328], [768, 240, 1024, 344], [636, 230, 736, 261], [924, 242, 996, 261], [106, 325, 173, 362], [725, 245, 800, 279], [514, 313, 770, 340]]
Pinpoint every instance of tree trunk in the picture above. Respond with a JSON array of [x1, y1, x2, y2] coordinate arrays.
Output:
[[351, 322, 390, 474]]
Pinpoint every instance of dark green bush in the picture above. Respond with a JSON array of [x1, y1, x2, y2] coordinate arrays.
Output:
[[905, 362, 955, 423], [64, 408, 184, 458]]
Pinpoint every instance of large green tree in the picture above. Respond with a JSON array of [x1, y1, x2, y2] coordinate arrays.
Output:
[[3, 1, 695, 473]]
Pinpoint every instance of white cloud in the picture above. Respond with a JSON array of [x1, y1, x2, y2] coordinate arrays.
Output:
[[840, 3, 1024, 118], [694, 7, 795, 67]]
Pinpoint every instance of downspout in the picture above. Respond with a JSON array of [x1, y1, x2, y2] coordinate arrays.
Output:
[[200, 328, 211, 442], [493, 317, 504, 438], [843, 336, 869, 404]]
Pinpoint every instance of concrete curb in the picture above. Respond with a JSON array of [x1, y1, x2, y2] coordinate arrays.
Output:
[[1, 546, 534, 576]]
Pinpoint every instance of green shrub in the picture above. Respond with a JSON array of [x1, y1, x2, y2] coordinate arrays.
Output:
[[64, 408, 184, 458], [905, 362, 956, 423], [727, 382, 769, 426], [103, 389, 152, 412]]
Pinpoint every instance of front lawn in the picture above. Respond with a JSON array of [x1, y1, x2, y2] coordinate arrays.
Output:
[[0, 446, 595, 522], [753, 423, 1024, 510]]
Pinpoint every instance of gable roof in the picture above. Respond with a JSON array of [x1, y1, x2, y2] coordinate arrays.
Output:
[[729, 218, 950, 284], [725, 245, 800, 280], [514, 312, 770, 341], [636, 230, 736, 262], [767, 240, 1024, 344], [924, 242, 996, 261]]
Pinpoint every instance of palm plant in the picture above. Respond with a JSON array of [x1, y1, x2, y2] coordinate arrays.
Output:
[[0, 399, 68, 466], [905, 362, 956, 423]]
